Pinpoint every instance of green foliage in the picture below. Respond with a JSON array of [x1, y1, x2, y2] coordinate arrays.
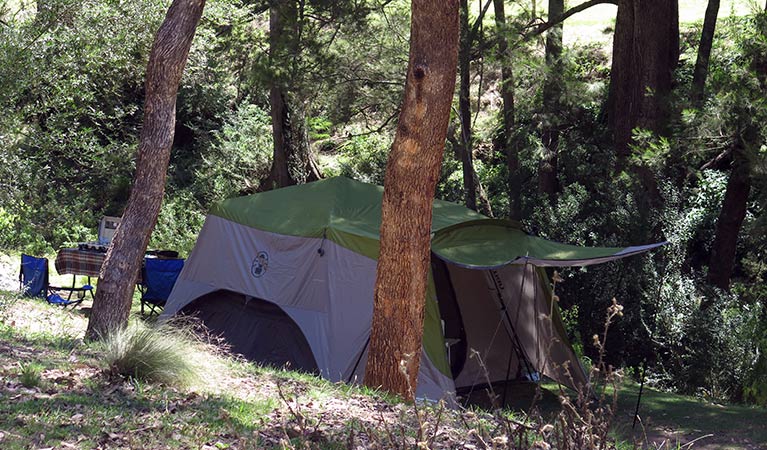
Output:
[[743, 334, 767, 406], [149, 193, 206, 256], [336, 134, 391, 185], [192, 103, 273, 203]]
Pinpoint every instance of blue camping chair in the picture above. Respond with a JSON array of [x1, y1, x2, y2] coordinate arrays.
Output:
[[138, 258, 184, 316], [19, 254, 92, 307]]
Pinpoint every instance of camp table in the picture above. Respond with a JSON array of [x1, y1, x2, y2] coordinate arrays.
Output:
[[54, 248, 164, 286], [54, 248, 106, 278]]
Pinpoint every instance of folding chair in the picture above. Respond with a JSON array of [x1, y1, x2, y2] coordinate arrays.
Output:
[[138, 258, 184, 316], [19, 254, 92, 307]]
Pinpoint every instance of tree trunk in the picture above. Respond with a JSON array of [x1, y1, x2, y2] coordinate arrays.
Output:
[[493, 0, 521, 220], [477, 177, 494, 217], [691, 0, 720, 106], [704, 14, 765, 298], [606, 0, 679, 159], [364, 0, 460, 401], [539, 0, 563, 204], [263, 1, 317, 190], [86, 0, 205, 339], [458, 0, 477, 211], [706, 146, 752, 293]]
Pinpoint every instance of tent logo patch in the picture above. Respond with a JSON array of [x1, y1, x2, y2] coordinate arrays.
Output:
[[251, 251, 269, 278]]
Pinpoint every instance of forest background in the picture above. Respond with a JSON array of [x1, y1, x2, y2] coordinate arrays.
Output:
[[0, 0, 765, 407]]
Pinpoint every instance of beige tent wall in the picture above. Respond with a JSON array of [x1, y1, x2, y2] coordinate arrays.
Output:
[[448, 263, 587, 391], [162, 215, 456, 400]]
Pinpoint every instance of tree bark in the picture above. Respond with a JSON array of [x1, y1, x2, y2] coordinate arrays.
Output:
[[364, 0, 460, 401], [263, 1, 318, 190], [706, 145, 752, 293], [86, 0, 205, 339], [691, 0, 720, 106], [493, 0, 521, 220], [539, 0, 564, 204], [458, 0, 477, 211], [704, 14, 765, 298], [606, 0, 679, 159]]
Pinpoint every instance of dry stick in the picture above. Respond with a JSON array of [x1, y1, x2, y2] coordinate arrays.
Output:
[[426, 400, 446, 448]]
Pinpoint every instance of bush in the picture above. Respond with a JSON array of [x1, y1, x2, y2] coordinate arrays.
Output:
[[99, 320, 221, 388], [149, 192, 206, 256], [190, 103, 273, 203], [336, 134, 391, 185]]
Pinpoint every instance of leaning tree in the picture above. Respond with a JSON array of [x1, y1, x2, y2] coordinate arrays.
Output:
[[364, 0, 460, 400], [86, 0, 206, 339]]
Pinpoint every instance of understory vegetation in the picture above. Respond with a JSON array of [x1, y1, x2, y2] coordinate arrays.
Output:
[[2, 293, 767, 449], [0, 0, 765, 425]]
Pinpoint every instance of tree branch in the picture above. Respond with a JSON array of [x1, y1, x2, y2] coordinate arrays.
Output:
[[469, 0, 494, 41], [700, 147, 733, 171], [529, 0, 617, 37]]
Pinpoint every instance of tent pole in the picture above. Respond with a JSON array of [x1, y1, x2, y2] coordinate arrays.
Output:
[[632, 360, 647, 429], [502, 339, 514, 408], [499, 262, 530, 408], [490, 264, 535, 385], [632, 257, 666, 430], [348, 334, 371, 383]]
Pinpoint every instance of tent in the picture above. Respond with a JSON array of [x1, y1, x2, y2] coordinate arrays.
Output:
[[161, 177, 664, 401]]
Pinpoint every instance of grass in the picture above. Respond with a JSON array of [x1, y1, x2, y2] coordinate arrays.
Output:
[[614, 382, 767, 447], [1, 291, 766, 449], [98, 319, 219, 387], [17, 362, 44, 388]]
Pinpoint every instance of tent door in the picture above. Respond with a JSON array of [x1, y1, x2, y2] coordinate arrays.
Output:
[[180, 290, 320, 374], [431, 256, 467, 379]]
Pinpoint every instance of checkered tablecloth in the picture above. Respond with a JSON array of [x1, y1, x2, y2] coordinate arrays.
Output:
[[55, 248, 106, 278]]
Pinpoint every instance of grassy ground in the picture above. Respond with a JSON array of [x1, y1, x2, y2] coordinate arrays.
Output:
[[614, 383, 767, 450], [1, 290, 766, 449]]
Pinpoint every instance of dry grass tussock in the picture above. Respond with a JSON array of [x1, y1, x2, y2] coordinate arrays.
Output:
[[98, 318, 233, 389]]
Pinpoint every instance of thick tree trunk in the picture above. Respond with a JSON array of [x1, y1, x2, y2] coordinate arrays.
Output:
[[704, 15, 765, 298], [539, 0, 564, 204], [263, 2, 317, 190], [365, 0, 459, 401], [493, 0, 521, 220], [86, 0, 205, 339], [458, 0, 477, 211], [606, 0, 679, 159], [691, 0, 720, 106], [268, 83, 294, 187], [706, 147, 752, 293], [267, 86, 314, 188]]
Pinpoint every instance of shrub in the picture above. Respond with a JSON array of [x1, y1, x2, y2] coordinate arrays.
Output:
[[191, 103, 273, 203], [99, 319, 221, 388], [336, 134, 391, 185], [149, 192, 206, 256]]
